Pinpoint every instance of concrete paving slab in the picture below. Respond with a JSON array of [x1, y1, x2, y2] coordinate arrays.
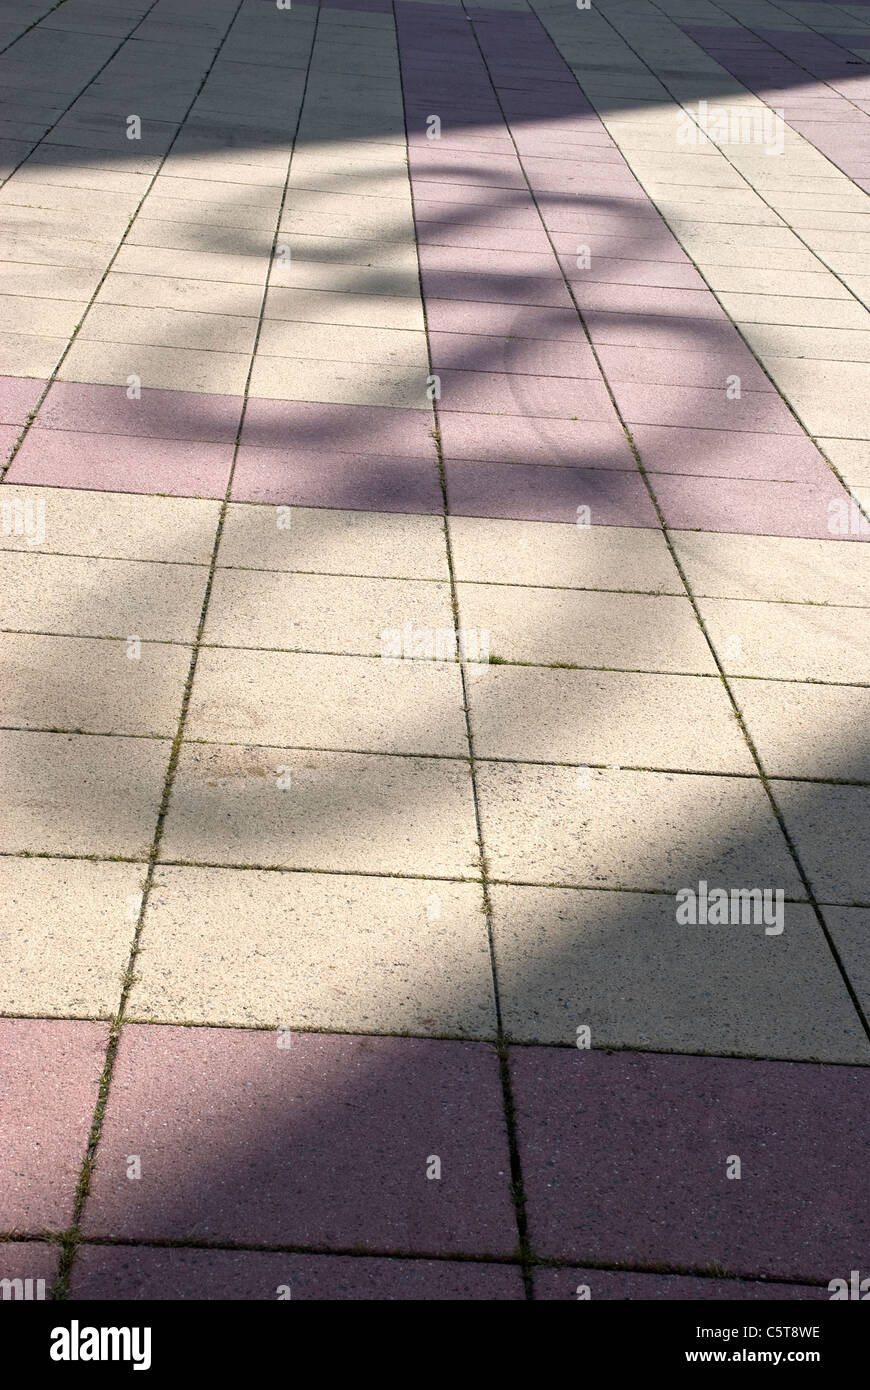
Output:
[[0, 729, 168, 858], [447, 515, 680, 590], [699, 596, 870, 681], [130, 865, 494, 1035], [82, 1025, 517, 1254], [70, 1244, 524, 1299], [465, 664, 752, 772], [0, 632, 190, 737], [457, 583, 716, 672], [476, 761, 803, 893], [510, 1047, 869, 1280], [0, 857, 142, 1018], [218, 503, 448, 578], [672, 530, 870, 605], [491, 884, 869, 1060], [0, 550, 208, 641], [0, 1018, 108, 1233], [776, 781, 870, 905], [185, 648, 468, 756]]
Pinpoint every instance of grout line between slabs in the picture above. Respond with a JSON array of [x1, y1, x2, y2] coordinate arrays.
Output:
[[0, 1226, 839, 1292], [395, 2, 533, 1294]]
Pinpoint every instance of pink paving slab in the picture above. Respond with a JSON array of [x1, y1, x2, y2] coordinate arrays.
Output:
[[0, 1018, 108, 1234], [7, 429, 236, 498], [70, 1245, 525, 1299], [82, 1025, 517, 1254], [511, 1047, 870, 1281]]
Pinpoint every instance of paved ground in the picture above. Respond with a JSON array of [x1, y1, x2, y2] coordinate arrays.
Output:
[[0, 0, 869, 1301]]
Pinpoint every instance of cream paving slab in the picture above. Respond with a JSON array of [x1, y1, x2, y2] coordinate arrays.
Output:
[[724, 178, 851, 201], [456, 584, 716, 673], [490, 885, 869, 1062], [9, 163, 152, 197], [776, 782, 870, 905], [801, 233, 870, 258], [44, 118, 177, 160], [448, 517, 683, 593], [813, 252, 870, 277], [774, 194, 870, 217], [698, 597, 870, 682], [628, 161, 748, 191], [149, 175, 282, 210], [475, 763, 804, 894], [280, 235, 418, 270], [264, 287, 424, 331], [730, 158, 852, 182], [207, 56, 309, 78], [159, 744, 480, 880], [687, 245, 825, 273], [465, 664, 752, 773], [739, 323, 870, 363], [699, 267, 852, 299], [129, 865, 495, 1037], [0, 264, 102, 301], [0, 552, 208, 641], [185, 649, 468, 756], [131, 198, 278, 231], [783, 213, 870, 234], [256, 320, 428, 368], [0, 206, 131, 242], [851, 485, 870, 515], [0, 332, 65, 378], [289, 152, 407, 179], [294, 110, 405, 135], [316, 9, 395, 23], [724, 295, 870, 330], [671, 532, 870, 606], [279, 210, 415, 244], [306, 44, 398, 59], [247, 357, 430, 408], [306, 43, 400, 60], [0, 728, 168, 858], [762, 358, 870, 439], [203, 571, 453, 655], [298, 120, 407, 147], [79, 304, 260, 355], [837, 275, 870, 303], [160, 154, 291, 186], [111, 245, 270, 287], [280, 192, 416, 239], [5, 234, 104, 274], [269, 261, 419, 297], [216, 505, 448, 579], [732, 679, 870, 783], [609, 136, 734, 158], [167, 127, 299, 157], [0, 632, 190, 738], [27, 146, 160, 182], [58, 340, 250, 396], [651, 199, 784, 228], [95, 272, 264, 318], [821, 907, 870, 1022], [288, 140, 400, 166], [0, 857, 143, 1018], [0, 487, 220, 563], [0, 296, 88, 338], [0, 183, 141, 218], [818, 440, 870, 488]]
